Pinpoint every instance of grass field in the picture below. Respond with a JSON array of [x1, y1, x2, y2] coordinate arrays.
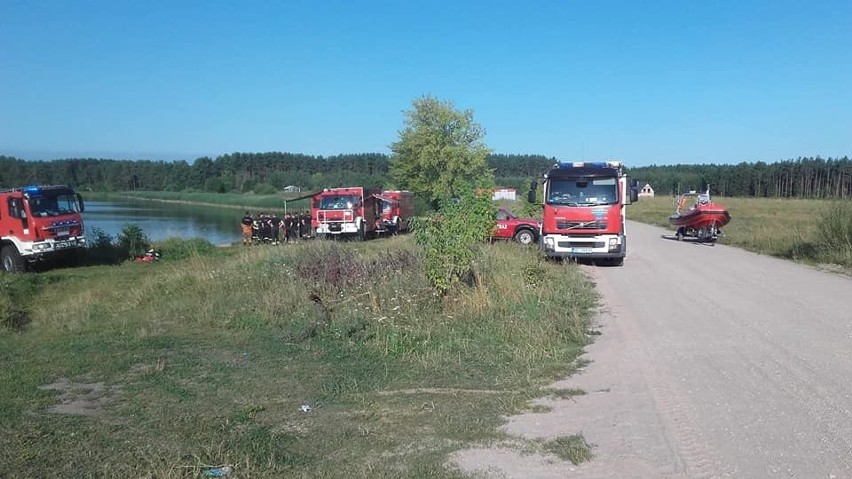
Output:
[[0, 237, 597, 478], [629, 195, 852, 272]]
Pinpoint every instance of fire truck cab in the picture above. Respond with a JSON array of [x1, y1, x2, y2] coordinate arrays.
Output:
[[376, 190, 414, 235], [311, 187, 382, 240], [1, 185, 86, 272], [530, 161, 638, 265]]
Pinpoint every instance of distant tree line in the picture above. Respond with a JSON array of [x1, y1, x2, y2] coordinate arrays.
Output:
[[1, 153, 849, 199], [629, 157, 852, 199]]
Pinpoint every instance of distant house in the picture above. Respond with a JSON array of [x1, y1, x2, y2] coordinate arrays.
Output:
[[492, 188, 517, 201], [283, 185, 301, 193], [638, 183, 655, 197]]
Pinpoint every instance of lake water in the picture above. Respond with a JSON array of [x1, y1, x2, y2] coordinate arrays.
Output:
[[83, 199, 246, 245]]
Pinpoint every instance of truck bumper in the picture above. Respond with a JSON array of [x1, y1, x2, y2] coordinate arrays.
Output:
[[22, 236, 87, 261], [541, 234, 626, 259], [316, 222, 360, 235]]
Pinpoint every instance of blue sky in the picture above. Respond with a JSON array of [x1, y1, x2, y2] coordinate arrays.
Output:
[[1, 0, 849, 167]]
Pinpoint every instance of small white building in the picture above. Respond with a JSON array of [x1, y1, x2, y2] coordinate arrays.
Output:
[[283, 185, 301, 192], [638, 183, 655, 197], [492, 188, 517, 201]]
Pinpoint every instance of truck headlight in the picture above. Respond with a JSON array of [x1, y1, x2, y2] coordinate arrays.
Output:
[[608, 238, 619, 251], [544, 237, 555, 249]]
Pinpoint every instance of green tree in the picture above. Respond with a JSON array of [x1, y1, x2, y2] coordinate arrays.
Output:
[[390, 96, 493, 207]]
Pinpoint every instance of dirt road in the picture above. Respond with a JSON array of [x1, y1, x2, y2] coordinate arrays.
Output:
[[455, 220, 852, 478]]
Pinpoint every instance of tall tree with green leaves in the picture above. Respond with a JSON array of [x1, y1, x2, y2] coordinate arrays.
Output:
[[390, 96, 493, 206]]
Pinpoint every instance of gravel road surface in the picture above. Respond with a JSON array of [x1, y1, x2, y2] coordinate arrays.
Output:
[[455, 220, 852, 478]]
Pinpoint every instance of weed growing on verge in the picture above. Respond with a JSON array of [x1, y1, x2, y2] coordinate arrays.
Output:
[[543, 435, 595, 465], [816, 201, 852, 267]]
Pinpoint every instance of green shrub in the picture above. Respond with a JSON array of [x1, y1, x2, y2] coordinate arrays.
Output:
[[85, 227, 122, 264], [252, 183, 277, 195], [412, 186, 495, 294], [153, 237, 216, 261], [117, 223, 150, 260]]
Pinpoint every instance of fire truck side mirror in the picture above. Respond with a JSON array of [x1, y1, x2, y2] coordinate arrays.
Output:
[[77, 193, 85, 213], [627, 178, 639, 204], [527, 180, 537, 204]]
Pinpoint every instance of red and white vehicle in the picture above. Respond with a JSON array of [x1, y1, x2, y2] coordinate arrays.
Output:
[[1, 185, 86, 272], [530, 161, 638, 265], [494, 207, 540, 245], [375, 190, 414, 235], [311, 187, 382, 240]]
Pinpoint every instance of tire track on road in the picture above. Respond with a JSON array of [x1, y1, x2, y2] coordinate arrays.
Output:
[[590, 266, 729, 479]]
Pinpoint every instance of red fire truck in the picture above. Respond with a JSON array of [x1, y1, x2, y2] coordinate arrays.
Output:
[[376, 190, 414, 235], [311, 187, 382, 240], [529, 161, 638, 265], [1, 185, 86, 272]]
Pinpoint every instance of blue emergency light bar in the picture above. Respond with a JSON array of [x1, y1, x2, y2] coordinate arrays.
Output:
[[556, 161, 621, 169], [545, 160, 623, 179]]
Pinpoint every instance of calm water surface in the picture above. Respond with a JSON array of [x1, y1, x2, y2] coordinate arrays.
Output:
[[84, 199, 247, 245]]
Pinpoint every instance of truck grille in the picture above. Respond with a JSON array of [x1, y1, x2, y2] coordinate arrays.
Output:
[[555, 220, 607, 230], [557, 241, 606, 249]]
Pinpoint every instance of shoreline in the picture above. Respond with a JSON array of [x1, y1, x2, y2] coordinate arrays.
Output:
[[94, 192, 310, 214]]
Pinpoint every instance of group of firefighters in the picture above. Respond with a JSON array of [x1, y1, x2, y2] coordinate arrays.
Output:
[[240, 211, 311, 245]]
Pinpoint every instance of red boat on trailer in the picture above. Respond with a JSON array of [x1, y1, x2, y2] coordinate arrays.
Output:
[[669, 187, 730, 242]]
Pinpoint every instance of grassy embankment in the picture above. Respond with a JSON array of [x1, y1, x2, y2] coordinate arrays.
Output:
[[0, 237, 598, 478], [630, 195, 852, 272]]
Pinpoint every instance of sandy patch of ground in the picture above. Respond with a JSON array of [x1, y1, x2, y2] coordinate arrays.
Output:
[[39, 377, 119, 416]]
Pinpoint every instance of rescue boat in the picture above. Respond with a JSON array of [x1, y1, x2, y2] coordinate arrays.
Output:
[[669, 188, 730, 242]]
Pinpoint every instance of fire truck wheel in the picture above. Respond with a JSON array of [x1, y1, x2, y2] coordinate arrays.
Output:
[[514, 229, 535, 245], [1, 246, 26, 273]]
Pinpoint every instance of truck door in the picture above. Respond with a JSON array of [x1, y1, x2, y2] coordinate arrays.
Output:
[[7, 198, 29, 231]]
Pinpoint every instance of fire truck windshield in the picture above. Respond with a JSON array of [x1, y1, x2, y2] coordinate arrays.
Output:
[[28, 193, 81, 217], [320, 195, 359, 210], [547, 177, 618, 206]]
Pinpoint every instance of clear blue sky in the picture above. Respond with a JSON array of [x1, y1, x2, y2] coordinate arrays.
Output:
[[1, 0, 849, 167]]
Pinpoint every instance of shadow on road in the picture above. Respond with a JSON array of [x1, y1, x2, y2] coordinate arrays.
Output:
[[659, 234, 717, 246]]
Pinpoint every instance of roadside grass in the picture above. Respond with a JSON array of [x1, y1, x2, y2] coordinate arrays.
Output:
[[0, 236, 597, 477], [630, 196, 852, 272]]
